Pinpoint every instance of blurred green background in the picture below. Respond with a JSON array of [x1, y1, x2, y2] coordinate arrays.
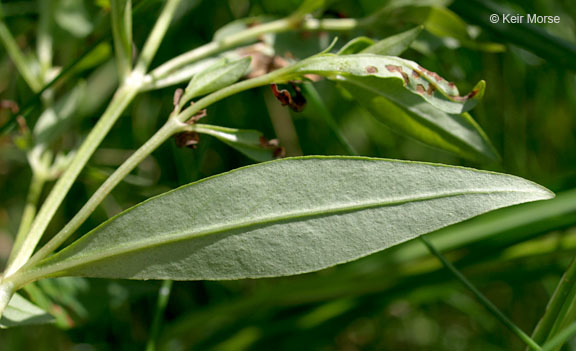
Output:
[[0, 0, 575, 349]]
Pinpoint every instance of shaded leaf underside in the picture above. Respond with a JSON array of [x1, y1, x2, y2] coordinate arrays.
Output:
[[29, 157, 552, 282]]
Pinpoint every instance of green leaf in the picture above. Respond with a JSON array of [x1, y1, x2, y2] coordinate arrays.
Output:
[[337, 37, 375, 55], [110, 0, 133, 77], [361, 26, 422, 56], [292, 54, 485, 114], [144, 58, 220, 91], [182, 57, 251, 103], [213, 16, 275, 46], [26, 157, 552, 282], [287, 54, 495, 161], [339, 78, 497, 162], [424, 7, 505, 52], [54, 0, 94, 38], [0, 293, 55, 328], [194, 124, 279, 162], [290, 0, 325, 20]]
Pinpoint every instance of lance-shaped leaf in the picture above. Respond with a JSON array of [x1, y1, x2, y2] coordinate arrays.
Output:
[[337, 37, 374, 55], [361, 26, 422, 56], [292, 54, 485, 114], [194, 124, 281, 162], [22, 157, 552, 282], [181, 57, 251, 104], [0, 293, 54, 328], [339, 78, 498, 162], [289, 54, 496, 161]]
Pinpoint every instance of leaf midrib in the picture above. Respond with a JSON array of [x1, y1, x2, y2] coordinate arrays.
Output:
[[34, 188, 537, 276]]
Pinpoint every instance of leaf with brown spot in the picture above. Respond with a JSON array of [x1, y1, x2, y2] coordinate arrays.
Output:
[[290, 54, 485, 114]]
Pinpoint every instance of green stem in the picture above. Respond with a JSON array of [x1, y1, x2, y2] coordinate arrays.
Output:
[[420, 235, 543, 351], [134, 0, 182, 75], [530, 257, 576, 348], [5, 0, 184, 278], [8, 60, 309, 287], [23, 63, 298, 269], [542, 321, 576, 351], [8, 173, 46, 266], [302, 83, 358, 156], [4, 85, 139, 278], [0, 280, 15, 318], [36, 0, 53, 81], [24, 118, 185, 269], [146, 280, 174, 351], [111, 0, 133, 80], [0, 3, 42, 92], [147, 16, 359, 83]]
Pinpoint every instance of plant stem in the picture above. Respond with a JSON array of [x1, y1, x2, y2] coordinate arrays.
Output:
[[148, 16, 360, 83], [24, 118, 185, 269], [36, 0, 53, 81], [9, 61, 308, 285], [0, 3, 42, 92], [4, 85, 139, 277], [5, 0, 184, 278], [8, 173, 46, 266], [146, 280, 174, 351], [23, 64, 297, 268], [0, 280, 14, 318], [420, 235, 543, 351], [542, 321, 576, 351], [111, 0, 133, 80], [134, 0, 182, 75], [530, 257, 576, 348]]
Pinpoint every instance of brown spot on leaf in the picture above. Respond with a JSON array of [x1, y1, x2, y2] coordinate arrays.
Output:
[[416, 84, 426, 94], [365, 65, 378, 74], [466, 89, 480, 99], [451, 89, 480, 102], [411, 70, 421, 79], [385, 65, 402, 73], [385, 65, 410, 84], [418, 66, 444, 82], [400, 72, 410, 85], [427, 84, 436, 96]]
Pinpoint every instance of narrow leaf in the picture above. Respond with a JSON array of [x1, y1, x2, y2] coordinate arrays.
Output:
[[361, 26, 422, 56], [0, 293, 54, 328], [290, 0, 325, 20], [337, 37, 374, 55], [194, 124, 280, 162], [292, 54, 485, 114], [289, 54, 495, 161], [339, 77, 498, 162], [182, 57, 251, 103], [110, 0, 132, 78], [27, 157, 552, 282], [424, 7, 505, 52]]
